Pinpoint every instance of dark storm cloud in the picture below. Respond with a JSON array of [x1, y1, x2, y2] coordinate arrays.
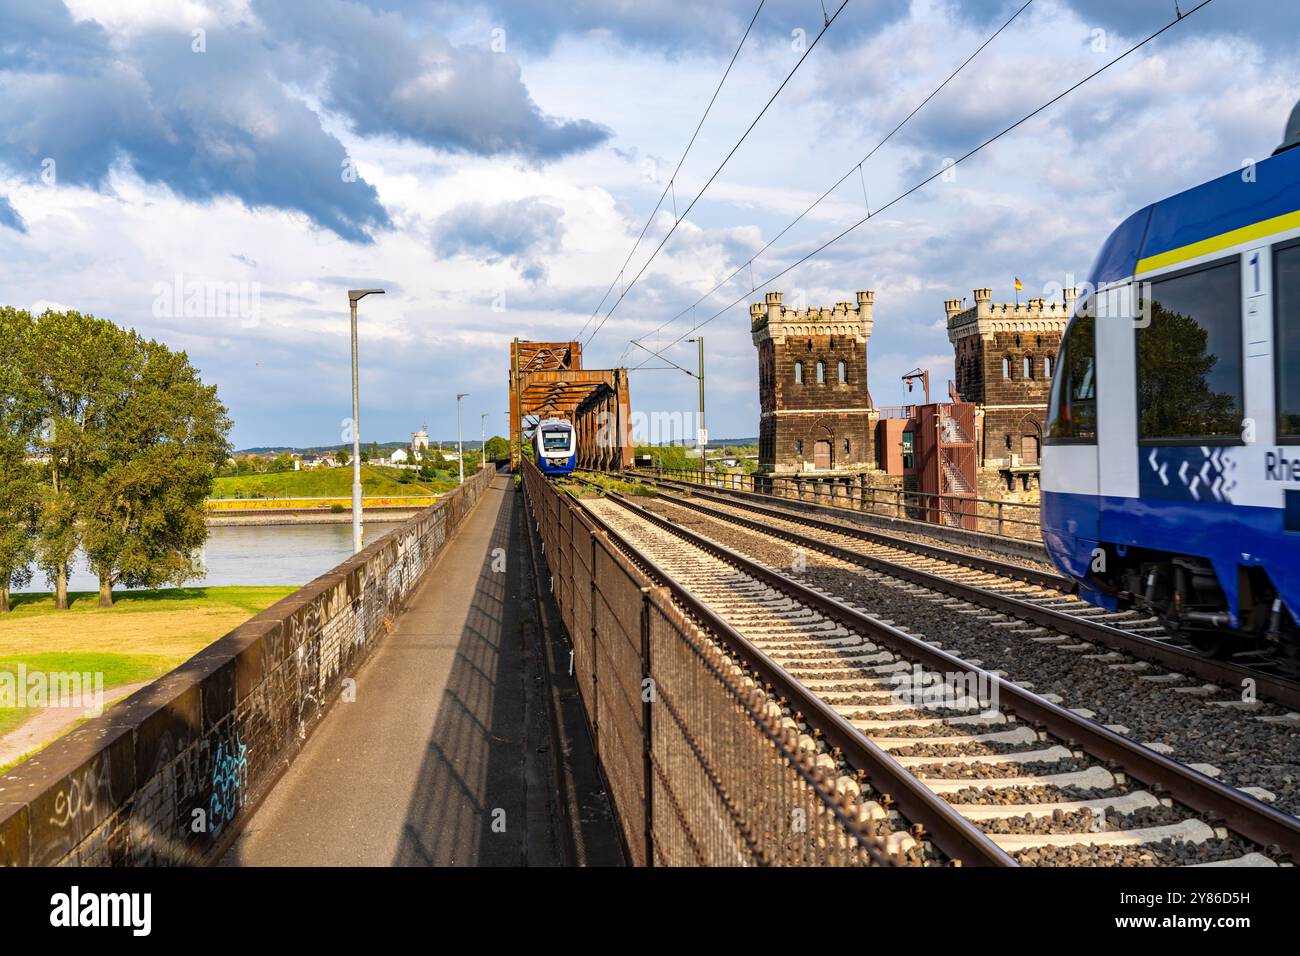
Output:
[[253, 0, 609, 159], [0, 195, 24, 233], [0, 0, 609, 243], [0, 1, 389, 242]]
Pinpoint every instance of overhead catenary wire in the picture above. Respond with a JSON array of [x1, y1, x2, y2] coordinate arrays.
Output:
[[625, 0, 1034, 366], [632, 0, 1215, 370], [585, 0, 852, 350], [574, 0, 769, 345]]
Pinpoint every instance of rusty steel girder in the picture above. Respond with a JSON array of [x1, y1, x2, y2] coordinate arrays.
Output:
[[509, 339, 632, 471]]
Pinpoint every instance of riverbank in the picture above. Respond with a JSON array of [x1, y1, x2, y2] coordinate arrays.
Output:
[[0, 586, 296, 771], [206, 507, 424, 527]]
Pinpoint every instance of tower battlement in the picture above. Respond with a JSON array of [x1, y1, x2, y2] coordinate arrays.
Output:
[[946, 287, 1078, 342], [751, 289, 874, 345], [943, 286, 1075, 475], [750, 288, 877, 475]]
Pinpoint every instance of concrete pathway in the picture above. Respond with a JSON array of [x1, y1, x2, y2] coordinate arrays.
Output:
[[221, 475, 561, 866], [0, 681, 153, 769]]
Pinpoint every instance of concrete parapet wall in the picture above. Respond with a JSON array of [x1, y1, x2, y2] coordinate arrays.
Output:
[[0, 466, 496, 867]]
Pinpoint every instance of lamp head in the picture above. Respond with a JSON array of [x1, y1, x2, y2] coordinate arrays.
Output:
[[348, 288, 386, 304]]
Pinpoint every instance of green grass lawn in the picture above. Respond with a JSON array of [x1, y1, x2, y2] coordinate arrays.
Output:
[[211, 464, 456, 499], [0, 586, 295, 767]]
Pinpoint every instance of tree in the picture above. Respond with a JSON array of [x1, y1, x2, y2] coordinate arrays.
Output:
[[4, 309, 232, 609], [484, 435, 509, 461], [26, 310, 137, 609], [0, 307, 43, 612], [80, 336, 231, 605], [337, 449, 349, 467]]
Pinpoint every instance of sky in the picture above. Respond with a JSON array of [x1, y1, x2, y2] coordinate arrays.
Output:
[[1, 0, 1296, 449]]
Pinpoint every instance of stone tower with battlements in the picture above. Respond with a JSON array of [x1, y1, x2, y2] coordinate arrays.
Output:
[[944, 287, 1076, 470], [751, 289, 875, 474]]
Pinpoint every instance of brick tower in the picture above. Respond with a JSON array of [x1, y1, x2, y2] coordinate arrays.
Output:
[[944, 287, 1075, 469], [751, 289, 875, 474]]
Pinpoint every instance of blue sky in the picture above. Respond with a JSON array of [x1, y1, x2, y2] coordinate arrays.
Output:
[[1, 0, 1296, 448]]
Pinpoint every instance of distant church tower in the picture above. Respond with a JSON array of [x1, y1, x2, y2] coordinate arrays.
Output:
[[750, 290, 875, 474], [411, 426, 430, 455]]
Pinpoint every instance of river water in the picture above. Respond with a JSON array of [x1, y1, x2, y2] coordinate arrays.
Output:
[[13, 521, 405, 593]]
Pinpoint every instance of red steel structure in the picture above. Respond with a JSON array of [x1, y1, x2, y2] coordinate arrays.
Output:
[[509, 339, 633, 471]]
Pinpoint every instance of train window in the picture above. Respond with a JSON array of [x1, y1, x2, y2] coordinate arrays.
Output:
[[1046, 308, 1096, 442], [795, 361, 803, 384], [1137, 258, 1243, 442], [1276, 241, 1300, 441], [901, 431, 914, 469]]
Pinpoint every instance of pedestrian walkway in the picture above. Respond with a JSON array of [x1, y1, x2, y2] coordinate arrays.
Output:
[[221, 474, 561, 866]]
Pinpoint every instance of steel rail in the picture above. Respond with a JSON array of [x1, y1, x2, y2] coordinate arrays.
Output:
[[566, 479, 1016, 866], [632, 476, 1300, 712], [638, 473, 1067, 589], [582, 484, 1300, 863]]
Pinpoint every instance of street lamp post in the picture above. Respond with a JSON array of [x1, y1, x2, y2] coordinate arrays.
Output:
[[457, 392, 469, 485], [347, 288, 385, 553], [688, 337, 705, 477]]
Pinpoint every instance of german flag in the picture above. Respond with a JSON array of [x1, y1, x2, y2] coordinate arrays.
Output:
[[1014, 277, 1023, 291]]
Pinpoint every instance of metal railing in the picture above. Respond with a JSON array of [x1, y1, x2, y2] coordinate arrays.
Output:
[[523, 461, 897, 866], [639, 467, 1043, 541]]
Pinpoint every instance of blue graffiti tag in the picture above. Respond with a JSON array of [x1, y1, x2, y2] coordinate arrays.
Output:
[[208, 733, 248, 840]]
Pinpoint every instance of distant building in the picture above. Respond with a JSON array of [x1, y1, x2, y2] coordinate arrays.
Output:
[[390, 448, 410, 464], [750, 289, 875, 474], [411, 428, 429, 456], [944, 287, 1075, 477]]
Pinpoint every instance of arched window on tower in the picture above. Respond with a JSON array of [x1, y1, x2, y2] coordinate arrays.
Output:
[[1044, 353, 1054, 377], [816, 360, 825, 384], [1002, 355, 1011, 379], [795, 361, 803, 384], [838, 359, 846, 383], [1023, 355, 1033, 379]]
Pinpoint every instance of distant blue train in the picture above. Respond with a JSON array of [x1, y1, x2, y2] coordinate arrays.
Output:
[[534, 418, 576, 476], [1041, 101, 1300, 662]]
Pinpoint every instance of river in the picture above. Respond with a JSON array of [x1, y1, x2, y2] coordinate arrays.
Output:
[[13, 521, 406, 593]]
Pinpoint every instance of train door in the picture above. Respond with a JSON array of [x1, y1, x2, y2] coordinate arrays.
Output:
[[1042, 306, 1100, 577]]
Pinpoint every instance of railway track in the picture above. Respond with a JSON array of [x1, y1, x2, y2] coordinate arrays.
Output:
[[624, 473, 1300, 711], [566, 477, 1300, 867]]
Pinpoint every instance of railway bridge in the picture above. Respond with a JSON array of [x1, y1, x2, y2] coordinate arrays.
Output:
[[3, 458, 1298, 868]]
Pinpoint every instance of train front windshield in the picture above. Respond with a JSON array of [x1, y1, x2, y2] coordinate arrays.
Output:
[[542, 430, 571, 452]]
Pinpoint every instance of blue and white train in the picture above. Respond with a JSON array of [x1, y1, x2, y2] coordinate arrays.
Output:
[[533, 417, 577, 476], [1042, 101, 1300, 661]]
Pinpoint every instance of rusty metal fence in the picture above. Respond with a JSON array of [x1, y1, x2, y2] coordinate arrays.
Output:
[[642, 467, 1042, 541], [523, 462, 895, 866], [0, 466, 496, 867]]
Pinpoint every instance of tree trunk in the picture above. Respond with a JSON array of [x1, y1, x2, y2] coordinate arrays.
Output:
[[0, 585, 9, 614], [56, 565, 68, 610], [98, 573, 113, 608]]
